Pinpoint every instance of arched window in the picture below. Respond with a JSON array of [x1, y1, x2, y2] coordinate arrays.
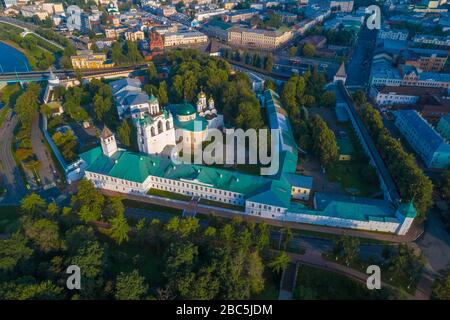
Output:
[[158, 120, 163, 134], [151, 126, 155, 137], [166, 120, 171, 130]]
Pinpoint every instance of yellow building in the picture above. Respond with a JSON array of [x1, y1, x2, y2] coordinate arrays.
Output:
[[124, 30, 145, 42], [227, 27, 293, 50], [70, 50, 115, 69]]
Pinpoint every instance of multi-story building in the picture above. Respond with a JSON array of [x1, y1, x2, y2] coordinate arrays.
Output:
[[163, 30, 208, 47], [149, 31, 164, 51], [222, 8, 259, 23], [377, 28, 409, 41], [394, 109, 450, 169], [330, 0, 354, 12], [400, 48, 448, 72], [124, 29, 145, 42], [20, 5, 49, 20], [437, 115, 450, 140], [227, 27, 293, 50], [104, 27, 127, 39], [1, 0, 17, 8], [70, 50, 114, 69], [370, 86, 446, 107], [370, 59, 450, 88]]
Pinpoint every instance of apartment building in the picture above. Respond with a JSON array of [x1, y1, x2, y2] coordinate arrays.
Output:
[[222, 8, 259, 23], [163, 30, 208, 47], [401, 48, 448, 72], [70, 50, 114, 69], [124, 29, 145, 42], [370, 86, 446, 107], [330, 0, 354, 12], [227, 27, 293, 50], [394, 109, 450, 169]]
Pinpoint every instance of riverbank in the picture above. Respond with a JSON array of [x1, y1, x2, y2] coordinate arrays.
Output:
[[0, 21, 59, 70], [0, 39, 35, 70]]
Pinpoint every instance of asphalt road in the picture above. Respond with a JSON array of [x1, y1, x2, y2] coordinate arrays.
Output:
[[345, 27, 377, 88], [31, 114, 59, 188], [0, 112, 27, 204]]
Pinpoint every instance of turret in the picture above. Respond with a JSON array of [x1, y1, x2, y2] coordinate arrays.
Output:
[[149, 93, 160, 115], [100, 126, 118, 157], [197, 89, 207, 112], [208, 96, 215, 110]]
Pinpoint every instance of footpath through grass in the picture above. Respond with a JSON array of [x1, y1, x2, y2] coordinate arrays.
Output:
[[294, 264, 392, 299]]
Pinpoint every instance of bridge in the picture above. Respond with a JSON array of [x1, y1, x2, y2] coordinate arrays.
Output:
[[0, 64, 151, 85]]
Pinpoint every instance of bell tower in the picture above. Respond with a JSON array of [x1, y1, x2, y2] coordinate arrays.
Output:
[[100, 126, 118, 157]]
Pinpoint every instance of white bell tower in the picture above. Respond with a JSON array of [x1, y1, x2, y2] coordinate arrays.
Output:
[[100, 126, 118, 157]]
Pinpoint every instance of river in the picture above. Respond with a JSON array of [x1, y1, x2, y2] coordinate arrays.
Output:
[[0, 41, 31, 72]]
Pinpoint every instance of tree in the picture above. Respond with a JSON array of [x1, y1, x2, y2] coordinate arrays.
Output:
[[0, 232, 33, 272], [311, 115, 339, 167], [21, 193, 46, 216], [432, 269, 450, 300], [0, 280, 63, 300], [71, 180, 105, 223], [22, 217, 64, 253], [320, 91, 336, 108], [117, 120, 131, 146], [289, 46, 298, 57], [158, 81, 169, 106], [265, 79, 276, 91], [71, 240, 106, 279], [147, 62, 158, 83], [264, 53, 273, 72], [302, 44, 316, 57], [109, 213, 130, 245], [115, 270, 149, 300], [439, 169, 450, 200], [332, 235, 360, 266], [268, 252, 290, 274]]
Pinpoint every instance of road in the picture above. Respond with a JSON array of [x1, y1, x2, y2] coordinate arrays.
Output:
[[0, 112, 27, 204], [0, 17, 64, 50], [31, 114, 59, 189], [345, 26, 377, 88]]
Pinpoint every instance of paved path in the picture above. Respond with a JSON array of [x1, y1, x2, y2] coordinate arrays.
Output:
[[30, 114, 60, 188], [278, 262, 299, 300], [0, 112, 27, 204]]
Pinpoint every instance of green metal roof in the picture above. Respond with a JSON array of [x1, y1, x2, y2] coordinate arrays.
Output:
[[168, 101, 196, 116], [314, 192, 398, 222], [397, 202, 417, 218]]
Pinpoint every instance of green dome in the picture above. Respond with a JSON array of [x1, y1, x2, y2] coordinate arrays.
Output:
[[149, 94, 158, 103], [176, 101, 196, 116]]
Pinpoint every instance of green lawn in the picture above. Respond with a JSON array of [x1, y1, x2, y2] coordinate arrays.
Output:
[[99, 235, 166, 286], [123, 199, 183, 215], [0, 206, 21, 234], [251, 270, 280, 300], [147, 188, 192, 202], [327, 162, 380, 197], [293, 264, 392, 300], [322, 253, 419, 295], [199, 198, 245, 212]]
